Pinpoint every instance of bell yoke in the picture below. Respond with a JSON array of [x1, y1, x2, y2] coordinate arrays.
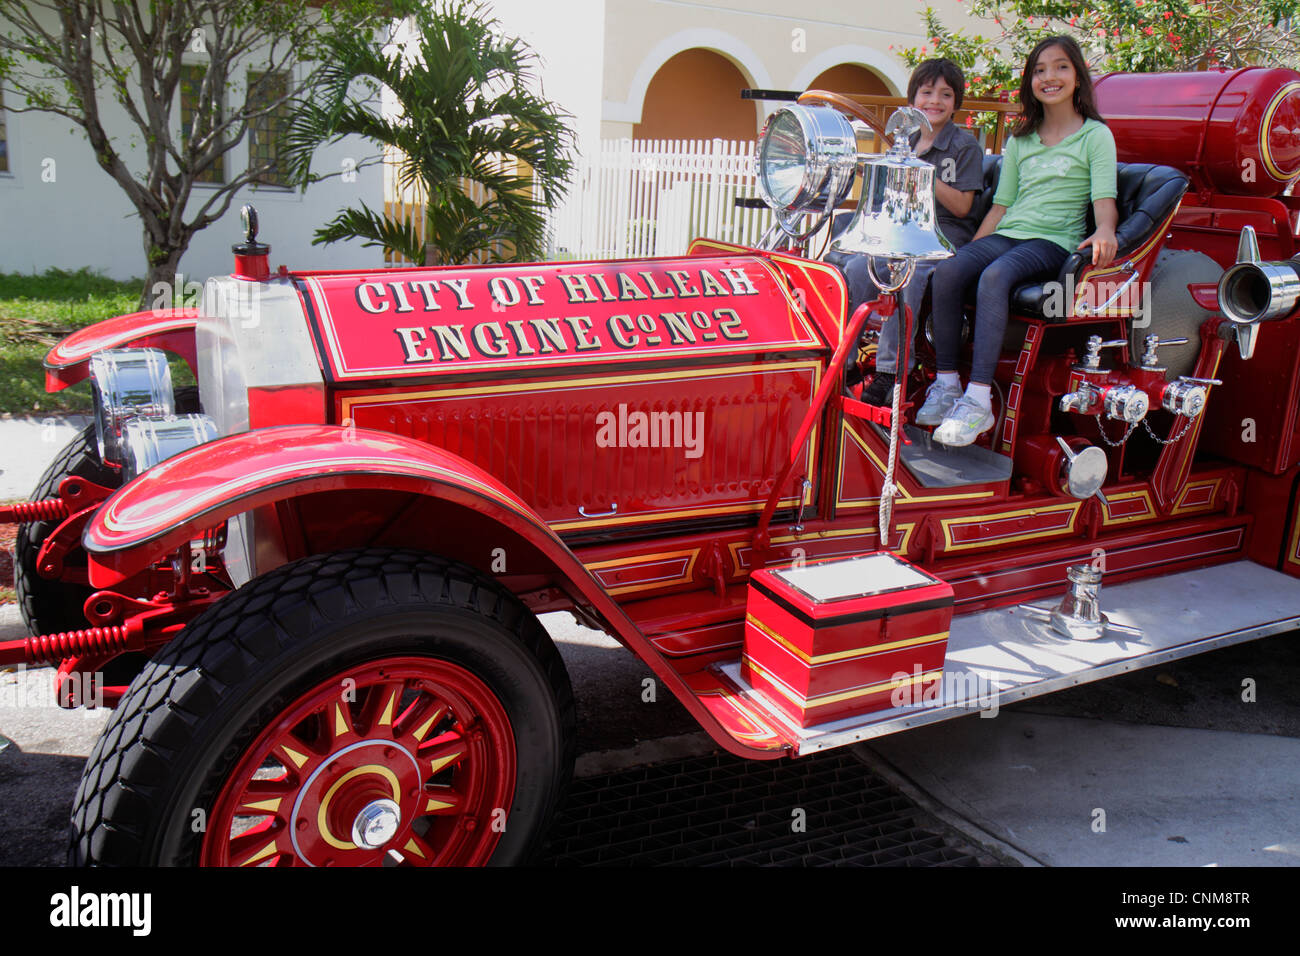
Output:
[[4, 64, 1300, 868]]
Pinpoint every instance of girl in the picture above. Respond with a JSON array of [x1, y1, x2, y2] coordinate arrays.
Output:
[[923, 35, 1118, 447]]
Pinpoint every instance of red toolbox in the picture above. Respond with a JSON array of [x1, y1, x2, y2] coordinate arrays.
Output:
[[741, 551, 953, 727]]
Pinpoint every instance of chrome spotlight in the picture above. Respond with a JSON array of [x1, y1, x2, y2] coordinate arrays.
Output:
[[756, 105, 858, 241]]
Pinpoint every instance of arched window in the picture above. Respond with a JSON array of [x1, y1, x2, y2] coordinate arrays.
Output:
[[806, 64, 889, 97], [633, 49, 757, 141]]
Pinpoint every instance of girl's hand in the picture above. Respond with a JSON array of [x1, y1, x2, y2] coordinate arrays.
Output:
[[1079, 228, 1117, 268]]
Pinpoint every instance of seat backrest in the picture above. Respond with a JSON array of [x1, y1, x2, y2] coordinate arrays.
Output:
[[966, 153, 1188, 256]]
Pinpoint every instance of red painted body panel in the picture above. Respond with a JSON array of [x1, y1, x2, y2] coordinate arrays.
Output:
[[1097, 68, 1300, 197], [336, 361, 820, 533], [43, 308, 199, 391]]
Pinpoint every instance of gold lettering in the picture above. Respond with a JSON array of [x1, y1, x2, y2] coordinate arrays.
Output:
[[395, 327, 434, 362], [407, 279, 442, 311], [472, 321, 509, 357], [617, 272, 650, 301], [529, 317, 568, 354], [432, 324, 471, 360], [719, 267, 758, 295], [639, 271, 676, 299], [660, 311, 697, 345], [608, 314, 638, 348], [442, 277, 474, 310], [591, 273, 618, 302], [519, 274, 547, 305], [698, 269, 729, 297], [505, 319, 537, 355], [667, 270, 701, 297], [564, 316, 601, 351], [559, 273, 598, 303]]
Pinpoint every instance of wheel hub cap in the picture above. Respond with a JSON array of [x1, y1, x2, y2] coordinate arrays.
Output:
[[353, 798, 402, 848]]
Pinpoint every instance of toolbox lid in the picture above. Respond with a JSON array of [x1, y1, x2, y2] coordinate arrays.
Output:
[[768, 552, 945, 606]]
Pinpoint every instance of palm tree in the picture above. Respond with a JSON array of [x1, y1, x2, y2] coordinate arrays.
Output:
[[285, 1, 576, 265]]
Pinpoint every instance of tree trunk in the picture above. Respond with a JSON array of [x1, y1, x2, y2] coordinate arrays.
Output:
[[140, 242, 187, 312]]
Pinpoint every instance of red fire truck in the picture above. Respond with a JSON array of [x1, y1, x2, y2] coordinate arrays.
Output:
[[2, 67, 1299, 867]]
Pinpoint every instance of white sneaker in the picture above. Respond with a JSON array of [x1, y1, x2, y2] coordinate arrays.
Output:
[[915, 380, 963, 426], [933, 396, 996, 446]]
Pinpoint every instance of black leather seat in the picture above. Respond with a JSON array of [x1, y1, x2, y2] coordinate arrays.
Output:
[[972, 155, 1189, 321]]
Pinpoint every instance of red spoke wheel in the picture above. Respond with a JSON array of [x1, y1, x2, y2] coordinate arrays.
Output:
[[69, 549, 575, 867], [204, 658, 516, 866]]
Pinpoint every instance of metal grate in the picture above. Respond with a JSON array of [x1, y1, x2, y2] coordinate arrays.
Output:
[[541, 750, 998, 866]]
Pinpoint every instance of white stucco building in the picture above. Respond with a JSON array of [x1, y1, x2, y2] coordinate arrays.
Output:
[[0, 0, 971, 282]]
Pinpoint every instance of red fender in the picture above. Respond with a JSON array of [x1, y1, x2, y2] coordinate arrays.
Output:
[[82, 424, 781, 760], [44, 308, 199, 391]]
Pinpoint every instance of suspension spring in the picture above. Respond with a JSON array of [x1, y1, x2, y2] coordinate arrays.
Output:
[[9, 625, 135, 667], [0, 497, 70, 524]]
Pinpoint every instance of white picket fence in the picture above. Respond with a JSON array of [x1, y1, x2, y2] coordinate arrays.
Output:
[[544, 138, 773, 261], [381, 138, 775, 266]]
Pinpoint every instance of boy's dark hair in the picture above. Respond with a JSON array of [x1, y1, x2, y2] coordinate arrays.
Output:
[[907, 58, 966, 112], [1012, 35, 1105, 137]]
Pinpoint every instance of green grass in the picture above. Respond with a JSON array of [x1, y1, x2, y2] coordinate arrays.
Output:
[[0, 268, 191, 415]]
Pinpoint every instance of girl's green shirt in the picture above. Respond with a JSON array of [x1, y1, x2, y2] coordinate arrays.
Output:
[[992, 118, 1118, 253]]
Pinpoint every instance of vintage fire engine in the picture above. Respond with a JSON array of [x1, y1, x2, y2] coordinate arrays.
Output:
[[3, 67, 1300, 867]]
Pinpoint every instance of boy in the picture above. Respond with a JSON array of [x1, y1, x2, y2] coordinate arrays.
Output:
[[828, 58, 985, 406]]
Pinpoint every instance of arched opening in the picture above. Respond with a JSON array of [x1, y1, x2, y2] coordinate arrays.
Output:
[[806, 64, 889, 97], [633, 49, 757, 141]]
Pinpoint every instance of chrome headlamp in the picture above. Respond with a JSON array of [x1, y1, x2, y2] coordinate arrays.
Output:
[[756, 105, 857, 241], [120, 414, 219, 481], [89, 348, 175, 466]]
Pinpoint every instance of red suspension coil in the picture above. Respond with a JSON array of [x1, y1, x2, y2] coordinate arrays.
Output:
[[0, 497, 70, 524], [4, 625, 135, 667]]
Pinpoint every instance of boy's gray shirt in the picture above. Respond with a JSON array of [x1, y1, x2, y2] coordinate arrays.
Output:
[[908, 122, 984, 248]]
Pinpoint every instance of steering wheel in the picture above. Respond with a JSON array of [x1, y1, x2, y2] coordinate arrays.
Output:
[[797, 89, 895, 149]]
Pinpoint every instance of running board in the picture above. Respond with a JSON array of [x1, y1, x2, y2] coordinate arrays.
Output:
[[714, 560, 1300, 755]]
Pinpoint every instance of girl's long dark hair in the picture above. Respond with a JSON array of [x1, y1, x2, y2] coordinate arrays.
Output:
[[1011, 35, 1105, 138]]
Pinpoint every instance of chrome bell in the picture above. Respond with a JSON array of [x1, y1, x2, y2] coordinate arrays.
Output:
[[831, 106, 955, 292]]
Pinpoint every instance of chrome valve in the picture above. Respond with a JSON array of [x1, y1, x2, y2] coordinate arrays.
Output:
[[1162, 375, 1223, 418], [1103, 384, 1149, 424], [1076, 335, 1129, 372], [1139, 334, 1189, 372], [1059, 381, 1101, 414]]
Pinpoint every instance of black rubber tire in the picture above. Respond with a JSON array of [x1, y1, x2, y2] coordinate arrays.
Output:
[[68, 547, 576, 867], [16, 387, 199, 636], [15, 424, 120, 636]]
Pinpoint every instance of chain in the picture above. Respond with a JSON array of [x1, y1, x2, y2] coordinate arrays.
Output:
[[1095, 417, 1138, 447], [1142, 415, 1197, 445]]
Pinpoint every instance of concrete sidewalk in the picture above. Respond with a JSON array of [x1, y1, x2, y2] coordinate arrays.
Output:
[[861, 710, 1300, 867]]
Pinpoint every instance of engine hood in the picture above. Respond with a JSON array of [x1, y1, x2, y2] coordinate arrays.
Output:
[[294, 255, 830, 382]]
